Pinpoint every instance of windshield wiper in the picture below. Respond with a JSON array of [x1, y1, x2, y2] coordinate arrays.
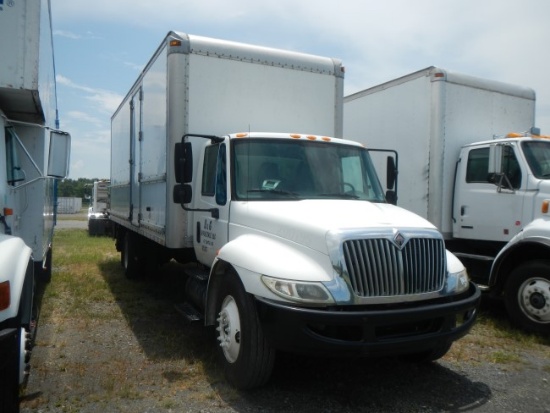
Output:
[[247, 189, 301, 198], [317, 192, 360, 199]]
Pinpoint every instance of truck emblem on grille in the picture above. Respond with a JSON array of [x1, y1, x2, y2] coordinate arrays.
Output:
[[393, 232, 406, 249]]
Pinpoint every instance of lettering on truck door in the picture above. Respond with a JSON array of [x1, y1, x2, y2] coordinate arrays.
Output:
[[195, 143, 229, 266]]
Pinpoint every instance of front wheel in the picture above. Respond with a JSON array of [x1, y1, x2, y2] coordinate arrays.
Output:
[[505, 260, 550, 334], [215, 270, 275, 389]]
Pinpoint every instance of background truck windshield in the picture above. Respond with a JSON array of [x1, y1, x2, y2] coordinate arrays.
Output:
[[522, 140, 550, 179], [232, 138, 386, 202]]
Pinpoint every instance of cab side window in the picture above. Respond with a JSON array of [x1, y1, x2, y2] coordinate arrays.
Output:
[[466, 146, 521, 189], [466, 148, 490, 183], [201, 143, 227, 205]]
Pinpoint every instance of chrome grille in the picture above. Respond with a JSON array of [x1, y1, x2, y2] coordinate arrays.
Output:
[[343, 237, 446, 297]]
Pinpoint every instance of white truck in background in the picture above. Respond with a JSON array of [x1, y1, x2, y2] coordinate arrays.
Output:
[[110, 34, 479, 389], [0, 0, 70, 411], [344, 66, 550, 334], [88, 180, 111, 236]]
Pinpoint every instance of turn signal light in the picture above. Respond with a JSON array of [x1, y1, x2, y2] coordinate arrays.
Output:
[[542, 200, 549, 214], [0, 281, 10, 311]]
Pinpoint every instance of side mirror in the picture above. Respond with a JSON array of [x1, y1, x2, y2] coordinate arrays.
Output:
[[386, 190, 397, 205], [175, 141, 193, 184], [386, 156, 397, 190], [173, 183, 192, 204], [47, 131, 71, 178], [488, 144, 503, 174]]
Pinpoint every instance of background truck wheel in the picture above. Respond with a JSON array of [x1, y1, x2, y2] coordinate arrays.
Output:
[[505, 260, 550, 334], [215, 270, 275, 389], [122, 232, 141, 279]]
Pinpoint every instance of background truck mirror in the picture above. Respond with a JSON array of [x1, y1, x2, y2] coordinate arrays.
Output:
[[47, 131, 71, 178], [488, 144, 503, 174]]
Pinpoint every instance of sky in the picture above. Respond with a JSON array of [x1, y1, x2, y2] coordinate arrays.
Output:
[[50, 0, 550, 179]]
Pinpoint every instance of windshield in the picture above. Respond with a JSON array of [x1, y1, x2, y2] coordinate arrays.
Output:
[[522, 140, 550, 179], [232, 138, 386, 202]]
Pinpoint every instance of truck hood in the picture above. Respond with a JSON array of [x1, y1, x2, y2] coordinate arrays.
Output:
[[230, 200, 437, 254]]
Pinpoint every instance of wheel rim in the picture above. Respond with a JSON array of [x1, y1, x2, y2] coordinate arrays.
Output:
[[518, 277, 550, 323], [217, 295, 241, 363]]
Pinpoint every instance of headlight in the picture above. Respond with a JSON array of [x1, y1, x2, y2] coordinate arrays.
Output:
[[261, 276, 335, 304], [446, 268, 470, 294]]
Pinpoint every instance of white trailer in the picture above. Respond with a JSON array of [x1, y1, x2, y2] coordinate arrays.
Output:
[[88, 181, 111, 236], [111, 37, 479, 389], [345, 66, 550, 333], [0, 0, 70, 410]]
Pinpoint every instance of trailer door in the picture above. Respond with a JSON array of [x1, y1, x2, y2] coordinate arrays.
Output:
[[129, 88, 142, 226]]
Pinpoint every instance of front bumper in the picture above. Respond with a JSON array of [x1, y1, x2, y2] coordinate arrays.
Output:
[[256, 282, 480, 357]]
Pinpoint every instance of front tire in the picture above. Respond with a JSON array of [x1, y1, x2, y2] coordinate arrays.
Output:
[[505, 260, 550, 334], [215, 270, 274, 389]]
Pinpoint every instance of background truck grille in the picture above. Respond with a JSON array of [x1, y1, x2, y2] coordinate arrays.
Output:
[[343, 237, 446, 297]]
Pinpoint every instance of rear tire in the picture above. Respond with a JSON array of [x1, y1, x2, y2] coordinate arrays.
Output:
[[215, 269, 275, 389], [122, 232, 141, 279], [505, 260, 550, 334]]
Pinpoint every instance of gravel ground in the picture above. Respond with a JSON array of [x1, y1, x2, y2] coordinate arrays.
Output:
[[20, 298, 550, 412], [18, 226, 550, 413]]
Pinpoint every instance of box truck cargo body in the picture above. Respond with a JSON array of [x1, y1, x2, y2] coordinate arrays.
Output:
[[110, 32, 344, 249], [111, 38, 479, 389], [344, 66, 550, 334], [0, 0, 71, 410]]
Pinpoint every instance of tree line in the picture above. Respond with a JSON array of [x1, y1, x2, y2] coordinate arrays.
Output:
[[57, 178, 103, 199]]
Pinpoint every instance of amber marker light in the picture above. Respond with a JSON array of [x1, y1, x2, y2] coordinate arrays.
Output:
[[290, 134, 301, 139], [321, 137, 331, 142], [542, 200, 550, 214], [169, 39, 182, 47], [306, 135, 317, 140], [3, 208, 13, 216], [235, 133, 248, 138], [0, 281, 10, 311]]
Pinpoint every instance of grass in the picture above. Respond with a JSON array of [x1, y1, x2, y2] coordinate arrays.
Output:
[[26, 228, 225, 411]]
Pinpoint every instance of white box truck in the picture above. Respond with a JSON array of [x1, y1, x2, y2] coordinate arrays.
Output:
[[344, 66, 550, 334], [110, 35, 479, 389], [88, 180, 111, 236], [0, 0, 70, 410]]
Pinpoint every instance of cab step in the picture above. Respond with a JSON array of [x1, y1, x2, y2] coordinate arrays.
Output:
[[175, 302, 203, 322]]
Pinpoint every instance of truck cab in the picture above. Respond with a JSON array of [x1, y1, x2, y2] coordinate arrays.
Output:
[[172, 132, 480, 389], [452, 134, 550, 332]]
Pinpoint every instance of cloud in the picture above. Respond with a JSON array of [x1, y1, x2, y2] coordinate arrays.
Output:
[[56, 75, 123, 114], [53, 30, 81, 39]]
